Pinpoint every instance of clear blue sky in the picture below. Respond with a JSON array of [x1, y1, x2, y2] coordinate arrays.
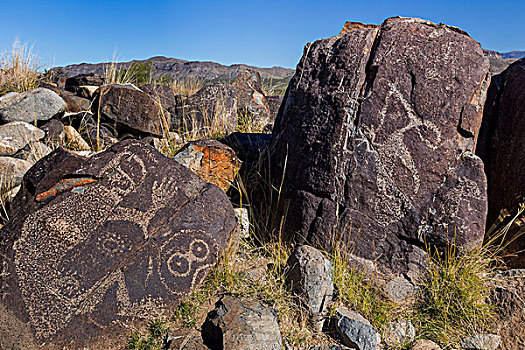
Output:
[[1, 0, 523, 69]]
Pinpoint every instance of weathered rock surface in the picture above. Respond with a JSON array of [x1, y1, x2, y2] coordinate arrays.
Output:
[[0, 88, 66, 123], [65, 73, 105, 94], [412, 339, 441, 350], [93, 84, 164, 137], [140, 83, 177, 110], [201, 295, 282, 350], [382, 318, 415, 348], [174, 139, 241, 192], [40, 119, 65, 145], [232, 70, 271, 130], [61, 94, 91, 112], [489, 269, 525, 350], [270, 17, 490, 278], [476, 58, 525, 267], [286, 245, 334, 329], [0, 157, 33, 192], [340, 21, 379, 35], [460, 334, 501, 350], [170, 83, 237, 134], [0, 121, 45, 156], [0, 139, 236, 349], [335, 308, 380, 350]]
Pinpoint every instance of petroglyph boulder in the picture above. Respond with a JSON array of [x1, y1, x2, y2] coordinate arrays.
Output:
[[0, 139, 236, 349], [270, 17, 490, 279], [477, 58, 525, 267], [93, 84, 164, 137], [174, 139, 241, 192]]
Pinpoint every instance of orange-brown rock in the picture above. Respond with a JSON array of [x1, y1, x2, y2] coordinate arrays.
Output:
[[340, 21, 379, 35], [174, 139, 241, 192]]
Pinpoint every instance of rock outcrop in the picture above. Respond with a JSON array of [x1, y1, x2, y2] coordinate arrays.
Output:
[[477, 58, 525, 267], [0, 140, 236, 349], [270, 17, 490, 279]]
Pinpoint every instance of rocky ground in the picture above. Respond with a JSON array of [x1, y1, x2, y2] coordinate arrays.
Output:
[[0, 16, 524, 350]]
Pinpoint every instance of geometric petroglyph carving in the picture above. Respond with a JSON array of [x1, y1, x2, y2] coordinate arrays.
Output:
[[0, 139, 236, 349]]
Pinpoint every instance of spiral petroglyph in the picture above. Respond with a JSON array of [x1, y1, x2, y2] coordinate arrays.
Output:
[[0, 139, 236, 349]]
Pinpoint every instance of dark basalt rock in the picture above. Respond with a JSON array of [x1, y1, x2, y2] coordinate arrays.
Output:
[[270, 17, 490, 279], [140, 83, 177, 110], [0, 139, 236, 349], [477, 58, 525, 267], [92, 84, 164, 137], [65, 73, 105, 94]]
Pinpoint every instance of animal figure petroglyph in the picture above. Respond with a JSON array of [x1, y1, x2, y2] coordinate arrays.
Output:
[[12, 146, 214, 338]]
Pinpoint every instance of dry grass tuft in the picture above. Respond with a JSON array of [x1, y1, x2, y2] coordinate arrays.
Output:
[[0, 42, 41, 96]]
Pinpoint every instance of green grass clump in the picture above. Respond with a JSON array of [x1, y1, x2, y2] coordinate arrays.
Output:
[[329, 242, 396, 330], [126, 319, 170, 350], [413, 242, 496, 346]]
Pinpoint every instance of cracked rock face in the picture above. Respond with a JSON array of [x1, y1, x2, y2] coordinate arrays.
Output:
[[0, 140, 236, 349], [270, 17, 490, 279]]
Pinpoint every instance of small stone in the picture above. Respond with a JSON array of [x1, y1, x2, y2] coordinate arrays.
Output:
[[335, 308, 380, 350], [460, 334, 501, 350], [385, 277, 417, 303], [64, 125, 91, 151], [202, 295, 282, 350], [0, 88, 66, 123], [412, 339, 442, 350], [286, 245, 334, 330], [0, 121, 45, 156], [383, 318, 416, 347], [234, 207, 250, 238]]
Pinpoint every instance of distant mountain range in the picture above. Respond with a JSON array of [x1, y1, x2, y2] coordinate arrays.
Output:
[[500, 51, 525, 59], [53, 56, 295, 82]]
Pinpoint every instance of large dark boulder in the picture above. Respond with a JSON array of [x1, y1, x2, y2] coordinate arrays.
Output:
[[477, 58, 525, 267], [140, 83, 177, 110], [92, 84, 164, 137], [270, 17, 490, 279], [0, 140, 236, 349]]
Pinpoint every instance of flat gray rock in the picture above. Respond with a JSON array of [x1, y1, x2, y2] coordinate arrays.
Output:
[[335, 308, 380, 350], [0, 88, 66, 123]]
